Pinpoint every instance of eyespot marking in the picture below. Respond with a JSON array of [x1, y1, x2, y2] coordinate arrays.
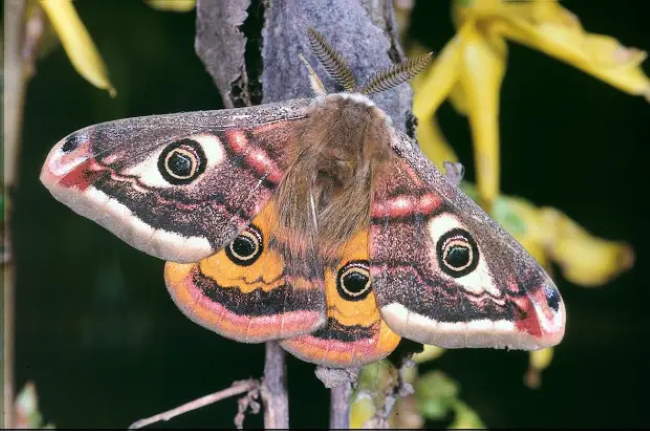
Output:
[[158, 139, 207, 185], [436, 228, 479, 278], [336, 260, 372, 301], [225, 225, 263, 266]]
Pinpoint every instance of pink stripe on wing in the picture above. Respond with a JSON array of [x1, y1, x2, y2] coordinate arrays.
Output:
[[174, 266, 321, 342], [371, 192, 442, 218], [225, 130, 284, 184]]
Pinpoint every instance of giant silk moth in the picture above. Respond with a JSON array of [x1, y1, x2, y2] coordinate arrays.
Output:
[[40, 29, 565, 368]]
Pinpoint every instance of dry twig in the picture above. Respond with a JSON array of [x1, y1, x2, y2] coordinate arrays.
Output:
[[260, 341, 290, 428], [315, 367, 359, 429], [128, 379, 259, 429]]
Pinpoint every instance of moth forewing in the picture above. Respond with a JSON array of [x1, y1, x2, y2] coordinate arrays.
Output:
[[40, 103, 312, 263]]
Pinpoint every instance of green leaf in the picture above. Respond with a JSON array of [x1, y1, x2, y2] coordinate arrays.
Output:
[[461, 181, 526, 235], [415, 370, 458, 420], [492, 196, 527, 236], [455, 0, 475, 7], [356, 360, 396, 393], [450, 400, 486, 429], [15, 382, 56, 429], [349, 392, 376, 428]]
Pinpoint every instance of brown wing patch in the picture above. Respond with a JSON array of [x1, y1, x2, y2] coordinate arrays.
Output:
[[281, 230, 400, 367], [164, 201, 325, 343]]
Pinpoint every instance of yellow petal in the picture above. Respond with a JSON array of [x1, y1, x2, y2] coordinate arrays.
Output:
[[413, 345, 446, 363], [525, 347, 554, 389], [449, 400, 486, 429], [530, 346, 554, 370], [447, 80, 469, 115], [458, 22, 507, 210], [411, 37, 465, 169], [40, 0, 116, 96], [416, 116, 459, 169], [462, 182, 635, 286], [453, 0, 505, 27], [412, 32, 464, 121], [144, 0, 196, 12], [539, 208, 635, 286], [349, 392, 376, 429], [498, 4, 650, 100], [492, 195, 551, 269]]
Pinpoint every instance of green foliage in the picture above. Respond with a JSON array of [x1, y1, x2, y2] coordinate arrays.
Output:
[[415, 370, 485, 428], [14, 383, 55, 429]]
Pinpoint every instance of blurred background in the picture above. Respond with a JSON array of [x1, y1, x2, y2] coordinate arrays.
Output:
[[7, 0, 650, 428]]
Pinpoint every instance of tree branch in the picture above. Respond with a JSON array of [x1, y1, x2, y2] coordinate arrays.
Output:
[[4, 1, 47, 427], [128, 379, 260, 430], [195, 0, 252, 108], [261, 0, 413, 132], [260, 341, 289, 429], [374, 359, 416, 428], [330, 382, 352, 429], [315, 367, 359, 429]]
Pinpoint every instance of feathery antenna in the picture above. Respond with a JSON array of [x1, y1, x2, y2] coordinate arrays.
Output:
[[307, 28, 357, 92], [358, 53, 433, 95], [298, 54, 327, 96]]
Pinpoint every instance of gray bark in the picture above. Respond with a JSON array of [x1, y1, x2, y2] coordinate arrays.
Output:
[[260, 341, 289, 429], [195, 0, 414, 132], [195, 0, 252, 108]]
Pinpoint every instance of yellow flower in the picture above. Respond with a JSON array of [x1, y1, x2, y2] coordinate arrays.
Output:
[[459, 185, 634, 387], [525, 347, 554, 389], [460, 183, 635, 287], [39, 0, 115, 96], [413, 0, 650, 209], [412, 344, 446, 363], [144, 0, 196, 12], [537, 207, 635, 287]]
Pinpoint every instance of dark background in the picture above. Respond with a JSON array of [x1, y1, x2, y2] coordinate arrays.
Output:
[[12, 0, 650, 428]]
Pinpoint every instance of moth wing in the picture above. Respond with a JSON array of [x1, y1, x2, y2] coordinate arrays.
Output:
[[281, 229, 401, 367], [370, 154, 565, 350], [40, 100, 310, 263], [164, 200, 326, 342]]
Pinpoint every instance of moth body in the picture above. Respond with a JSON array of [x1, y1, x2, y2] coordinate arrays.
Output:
[[277, 93, 393, 262]]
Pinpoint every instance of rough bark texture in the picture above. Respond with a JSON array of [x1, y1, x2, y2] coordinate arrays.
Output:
[[195, 0, 414, 132], [261, 0, 413, 132], [260, 341, 289, 429], [315, 367, 359, 429], [195, 0, 252, 108]]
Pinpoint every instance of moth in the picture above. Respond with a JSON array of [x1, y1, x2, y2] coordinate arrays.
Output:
[[40, 29, 565, 368]]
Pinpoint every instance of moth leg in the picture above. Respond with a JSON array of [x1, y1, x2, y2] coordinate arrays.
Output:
[[443, 161, 465, 187], [298, 53, 327, 97]]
